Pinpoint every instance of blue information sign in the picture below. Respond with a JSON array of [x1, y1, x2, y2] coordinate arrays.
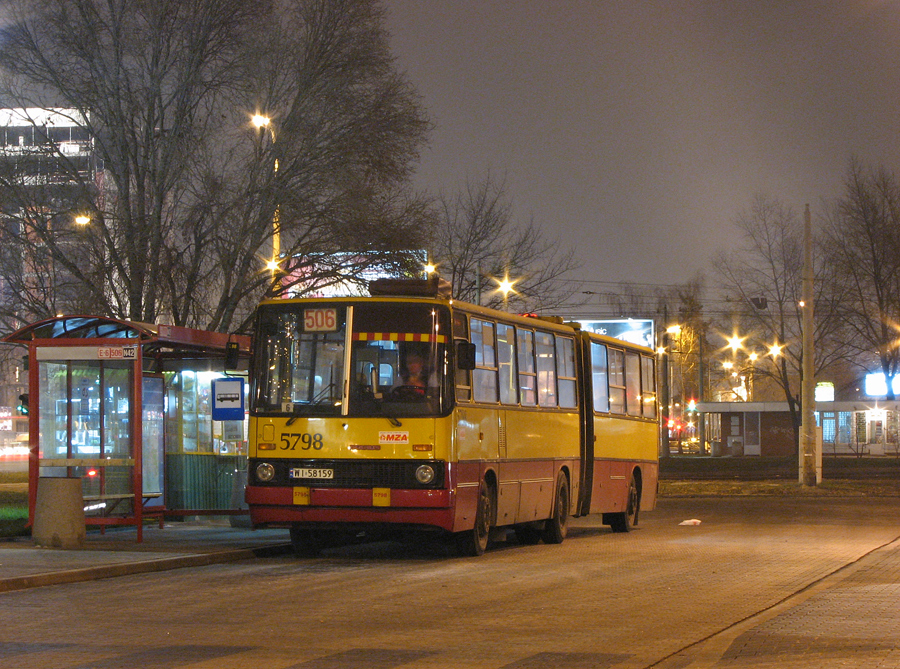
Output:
[[211, 378, 245, 421]]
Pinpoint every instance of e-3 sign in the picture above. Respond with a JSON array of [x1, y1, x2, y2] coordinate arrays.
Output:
[[211, 378, 244, 422]]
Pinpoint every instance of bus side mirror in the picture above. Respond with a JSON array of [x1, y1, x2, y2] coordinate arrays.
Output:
[[456, 341, 476, 370]]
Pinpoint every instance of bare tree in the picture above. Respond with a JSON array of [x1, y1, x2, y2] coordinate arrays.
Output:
[[0, 0, 431, 333], [713, 195, 849, 445], [824, 160, 900, 399], [429, 174, 579, 312]]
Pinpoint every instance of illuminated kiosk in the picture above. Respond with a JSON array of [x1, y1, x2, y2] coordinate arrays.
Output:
[[4, 316, 251, 541]]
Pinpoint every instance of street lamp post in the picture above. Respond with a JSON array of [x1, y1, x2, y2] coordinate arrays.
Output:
[[800, 203, 818, 486], [252, 114, 280, 281]]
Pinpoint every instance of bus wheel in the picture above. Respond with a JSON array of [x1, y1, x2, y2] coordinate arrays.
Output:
[[609, 474, 640, 533], [457, 480, 493, 556], [542, 474, 569, 544]]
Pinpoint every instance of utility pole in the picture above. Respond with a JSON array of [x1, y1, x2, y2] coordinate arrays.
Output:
[[658, 323, 671, 459], [800, 204, 817, 486], [697, 331, 706, 454]]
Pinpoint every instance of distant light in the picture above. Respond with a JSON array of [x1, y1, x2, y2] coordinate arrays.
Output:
[[815, 382, 834, 402], [865, 373, 900, 397], [75, 215, 90, 225], [496, 277, 515, 295], [252, 114, 270, 128], [727, 335, 744, 353]]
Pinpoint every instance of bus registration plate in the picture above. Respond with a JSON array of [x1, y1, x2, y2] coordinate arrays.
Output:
[[290, 468, 334, 480]]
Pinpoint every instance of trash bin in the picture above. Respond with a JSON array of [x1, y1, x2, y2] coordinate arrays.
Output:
[[32, 477, 86, 549]]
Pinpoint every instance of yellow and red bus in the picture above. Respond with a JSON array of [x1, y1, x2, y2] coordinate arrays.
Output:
[[245, 279, 659, 556]]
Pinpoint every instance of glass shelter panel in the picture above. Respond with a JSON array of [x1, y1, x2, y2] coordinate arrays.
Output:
[[37, 358, 135, 504]]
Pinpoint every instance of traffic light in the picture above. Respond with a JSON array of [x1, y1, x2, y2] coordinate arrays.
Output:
[[16, 393, 28, 415]]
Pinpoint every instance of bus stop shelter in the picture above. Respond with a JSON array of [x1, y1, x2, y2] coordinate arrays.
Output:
[[4, 316, 251, 541]]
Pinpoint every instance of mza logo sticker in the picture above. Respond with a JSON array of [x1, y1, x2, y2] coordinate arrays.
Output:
[[378, 431, 409, 445]]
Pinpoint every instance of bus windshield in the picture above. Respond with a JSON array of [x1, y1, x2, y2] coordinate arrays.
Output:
[[252, 301, 451, 417]]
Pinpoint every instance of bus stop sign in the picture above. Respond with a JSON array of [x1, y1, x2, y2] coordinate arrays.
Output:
[[212, 378, 244, 421]]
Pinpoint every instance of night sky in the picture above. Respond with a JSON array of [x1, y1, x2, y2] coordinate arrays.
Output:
[[385, 1, 900, 291]]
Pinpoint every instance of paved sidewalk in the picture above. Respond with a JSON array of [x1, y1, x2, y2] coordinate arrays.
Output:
[[651, 505, 900, 669], [0, 520, 291, 593]]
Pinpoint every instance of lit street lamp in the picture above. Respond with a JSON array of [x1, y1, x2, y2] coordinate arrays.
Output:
[[252, 113, 280, 280], [496, 276, 516, 311]]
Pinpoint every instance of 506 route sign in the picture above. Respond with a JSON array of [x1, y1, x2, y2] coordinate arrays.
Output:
[[304, 308, 338, 332]]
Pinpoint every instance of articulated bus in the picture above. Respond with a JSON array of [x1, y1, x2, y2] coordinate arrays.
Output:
[[245, 279, 659, 556]]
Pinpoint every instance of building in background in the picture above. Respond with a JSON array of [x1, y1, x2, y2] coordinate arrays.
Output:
[[0, 108, 98, 458]]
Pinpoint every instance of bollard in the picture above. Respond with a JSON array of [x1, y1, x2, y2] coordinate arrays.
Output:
[[32, 477, 86, 549], [229, 468, 251, 528]]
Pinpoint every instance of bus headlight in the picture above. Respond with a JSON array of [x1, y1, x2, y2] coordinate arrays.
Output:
[[415, 464, 435, 484], [256, 462, 275, 482]]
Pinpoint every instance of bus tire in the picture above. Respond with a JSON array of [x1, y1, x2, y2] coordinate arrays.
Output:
[[457, 480, 493, 556], [608, 473, 640, 533], [542, 474, 569, 545]]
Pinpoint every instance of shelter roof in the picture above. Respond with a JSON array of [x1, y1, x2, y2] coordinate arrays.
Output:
[[3, 315, 250, 356]]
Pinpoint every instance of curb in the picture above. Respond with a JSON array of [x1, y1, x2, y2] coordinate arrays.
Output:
[[0, 543, 292, 593]]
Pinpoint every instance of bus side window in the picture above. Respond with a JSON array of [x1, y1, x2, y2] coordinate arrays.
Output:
[[497, 323, 517, 405], [536, 331, 557, 407], [557, 337, 577, 408], [625, 351, 642, 417], [591, 342, 609, 413], [517, 329, 537, 406], [454, 312, 472, 402], [608, 348, 626, 414], [641, 355, 657, 418], [471, 318, 498, 403]]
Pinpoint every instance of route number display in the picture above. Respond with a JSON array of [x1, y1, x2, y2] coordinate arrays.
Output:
[[304, 308, 338, 332]]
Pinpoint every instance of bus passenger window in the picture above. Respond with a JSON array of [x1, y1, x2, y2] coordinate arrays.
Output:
[[591, 342, 609, 413], [641, 356, 657, 418], [557, 337, 577, 408], [497, 323, 517, 405], [625, 351, 642, 417], [471, 318, 498, 403], [536, 331, 557, 407], [455, 349, 472, 402], [517, 329, 537, 406], [608, 348, 626, 414]]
